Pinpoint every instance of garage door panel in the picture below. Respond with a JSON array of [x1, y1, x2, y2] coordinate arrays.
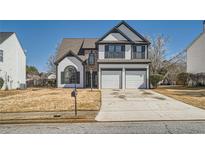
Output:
[[101, 70, 121, 89], [126, 70, 146, 89]]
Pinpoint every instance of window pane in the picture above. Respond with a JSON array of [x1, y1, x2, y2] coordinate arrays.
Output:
[[115, 45, 121, 52], [137, 46, 142, 52], [108, 45, 115, 52]]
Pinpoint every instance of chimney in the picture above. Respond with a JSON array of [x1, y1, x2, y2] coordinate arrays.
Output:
[[203, 20, 205, 32]]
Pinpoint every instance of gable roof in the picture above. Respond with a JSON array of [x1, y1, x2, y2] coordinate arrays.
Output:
[[97, 21, 150, 44], [116, 21, 150, 43], [0, 32, 14, 44], [55, 38, 97, 64], [97, 27, 134, 43], [185, 32, 204, 51]]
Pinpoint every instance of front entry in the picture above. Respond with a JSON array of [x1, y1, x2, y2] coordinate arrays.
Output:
[[85, 71, 98, 88], [101, 69, 122, 89]]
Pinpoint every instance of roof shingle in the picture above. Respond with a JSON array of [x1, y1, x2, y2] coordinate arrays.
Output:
[[55, 38, 97, 64]]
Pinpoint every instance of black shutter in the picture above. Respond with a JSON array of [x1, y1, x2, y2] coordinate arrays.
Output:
[[105, 45, 109, 51], [142, 46, 145, 59], [121, 45, 125, 51], [77, 72, 80, 84], [142, 46, 145, 52], [133, 46, 136, 52], [61, 72, 64, 84]]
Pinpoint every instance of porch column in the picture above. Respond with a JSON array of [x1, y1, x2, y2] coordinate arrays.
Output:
[[98, 67, 101, 89], [147, 65, 149, 89], [122, 67, 125, 90]]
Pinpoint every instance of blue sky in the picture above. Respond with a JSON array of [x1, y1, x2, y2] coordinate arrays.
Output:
[[0, 20, 203, 72]]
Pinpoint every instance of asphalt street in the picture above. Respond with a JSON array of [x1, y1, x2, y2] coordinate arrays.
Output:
[[1, 121, 205, 134]]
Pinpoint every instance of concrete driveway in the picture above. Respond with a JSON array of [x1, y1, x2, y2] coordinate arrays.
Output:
[[95, 89, 205, 121]]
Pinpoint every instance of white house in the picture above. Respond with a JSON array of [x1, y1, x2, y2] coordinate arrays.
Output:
[[186, 21, 205, 74], [0, 32, 26, 90], [55, 21, 151, 89]]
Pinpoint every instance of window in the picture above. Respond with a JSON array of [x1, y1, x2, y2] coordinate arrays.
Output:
[[0, 50, 3, 62], [61, 66, 80, 84], [108, 45, 115, 52], [137, 46, 142, 52], [105, 44, 125, 58], [88, 51, 95, 65], [115, 45, 121, 52], [132, 45, 145, 59]]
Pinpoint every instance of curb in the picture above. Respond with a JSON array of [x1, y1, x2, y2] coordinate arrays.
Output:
[[0, 118, 96, 124]]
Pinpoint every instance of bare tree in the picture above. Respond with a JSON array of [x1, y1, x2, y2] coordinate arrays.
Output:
[[47, 43, 60, 74], [162, 50, 187, 84], [147, 35, 169, 74], [47, 53, 57, 74]]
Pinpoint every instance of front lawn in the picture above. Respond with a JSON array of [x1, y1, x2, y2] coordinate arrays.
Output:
[[154, 86, 205, 109], [0, 88, 101, 113]]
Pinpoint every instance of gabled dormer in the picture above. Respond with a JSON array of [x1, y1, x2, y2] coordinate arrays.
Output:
[[96, 21, 150, 60]]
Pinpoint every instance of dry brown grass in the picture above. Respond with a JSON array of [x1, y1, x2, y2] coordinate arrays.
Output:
[[154, 86, 205, 109], [0, 88, 101, 113]]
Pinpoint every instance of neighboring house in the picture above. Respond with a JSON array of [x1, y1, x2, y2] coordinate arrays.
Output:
[[0, 32, 26, 90], [47, 73, 56, 80], [55, 21, 151, 89], [186, 21, 205, 74]]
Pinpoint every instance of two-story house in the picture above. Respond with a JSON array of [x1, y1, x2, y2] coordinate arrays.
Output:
[[186, 21, 205, 74], [0, 32, 26, 90], [55, 21, 151, 89]]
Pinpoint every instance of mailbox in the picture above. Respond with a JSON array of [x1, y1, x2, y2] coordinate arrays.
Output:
[[71, 90, 77, 97]]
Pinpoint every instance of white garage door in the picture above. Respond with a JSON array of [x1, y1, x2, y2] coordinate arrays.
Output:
[[101, 70, 122, 89], [126, 70, 147, 89]]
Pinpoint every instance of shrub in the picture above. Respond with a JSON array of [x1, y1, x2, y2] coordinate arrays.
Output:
[[176, 72, 189, 85], [150, 74, 164, 88], [187, 73, 205, 87], [0, 77, 4, 89]]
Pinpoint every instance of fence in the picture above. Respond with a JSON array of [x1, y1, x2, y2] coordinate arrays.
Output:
[[26, 79, 56, 88]]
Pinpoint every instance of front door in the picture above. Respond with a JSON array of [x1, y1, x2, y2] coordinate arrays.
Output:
[[86, 71, 98, 88]]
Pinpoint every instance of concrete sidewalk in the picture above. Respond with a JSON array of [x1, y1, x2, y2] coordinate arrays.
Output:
[[95, 89, 205, 121], [0, 111, 97, 124]]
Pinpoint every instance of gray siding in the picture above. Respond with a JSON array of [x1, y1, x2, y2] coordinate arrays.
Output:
[[187, 32, 205, 73]]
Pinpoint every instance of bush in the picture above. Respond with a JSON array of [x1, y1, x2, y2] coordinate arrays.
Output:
[[176, 72, 189, 85], [187, 73, 205, 87], [0, 77, 4, 89], [150, 74, 164, 88]]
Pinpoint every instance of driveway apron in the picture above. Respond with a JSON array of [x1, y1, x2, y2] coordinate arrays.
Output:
[[95, 89, 205, 121]]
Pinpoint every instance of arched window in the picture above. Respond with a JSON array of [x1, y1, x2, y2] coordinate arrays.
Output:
[[61, 66, 80, 84]]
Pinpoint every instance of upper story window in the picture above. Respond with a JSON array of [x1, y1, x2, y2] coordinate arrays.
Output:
[[132, 45, 145, 59], [88, 51, 95, 65], [0, 50, 3, 62], [105, 44, 125, 58]]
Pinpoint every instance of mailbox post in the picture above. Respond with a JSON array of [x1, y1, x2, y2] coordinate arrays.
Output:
[[71, 68, 78, 116]]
